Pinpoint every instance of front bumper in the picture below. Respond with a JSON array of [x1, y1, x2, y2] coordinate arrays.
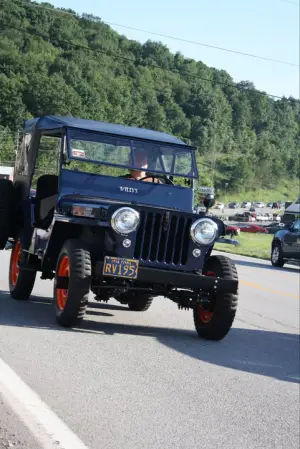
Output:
[[94, 263, 238, 294]]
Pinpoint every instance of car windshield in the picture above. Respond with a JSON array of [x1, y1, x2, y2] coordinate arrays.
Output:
[[66, 129, 197, 178]]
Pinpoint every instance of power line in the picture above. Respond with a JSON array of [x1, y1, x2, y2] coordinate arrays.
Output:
[[4, 0, 299, 68], [0, 19, 286, 99], [101, 22, 299, 68]]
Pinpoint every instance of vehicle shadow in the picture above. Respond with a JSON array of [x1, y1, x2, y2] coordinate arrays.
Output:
[[89, 302, 128, 312], [0, 290, 299, 384], [233, 259, 300, 273]]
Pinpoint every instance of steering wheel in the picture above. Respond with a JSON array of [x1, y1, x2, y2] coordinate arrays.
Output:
[[138, 175, 175, 185]]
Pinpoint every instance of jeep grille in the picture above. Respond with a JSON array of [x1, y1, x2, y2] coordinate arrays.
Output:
[[134, 211, 192, 265]]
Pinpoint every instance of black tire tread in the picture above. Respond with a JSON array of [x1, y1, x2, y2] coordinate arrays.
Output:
[[271, 242, 285, 267], [55, 239, 91, 327], [193, 255, 238, 341], [127, 295, 153, 311], [0, 179, 14, 249], [9, 241, 36, 301]]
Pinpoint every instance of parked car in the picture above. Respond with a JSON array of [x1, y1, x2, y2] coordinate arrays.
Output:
[[254, 202, 265, 208], [256, 214, 269, 221], [214, 203, 225, 210], [229, 202, 239, 209], [238, 223, 268, 233], [228, 212, 256, 222], [241, 201, 251, 208], [0, 115, 239, 341], [271, 220, 300, 267], [224, 223, 240, 237], [266, 202, 273, 208]]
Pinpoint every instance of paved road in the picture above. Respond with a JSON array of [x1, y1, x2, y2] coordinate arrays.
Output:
[[0, 249, 299, 449]]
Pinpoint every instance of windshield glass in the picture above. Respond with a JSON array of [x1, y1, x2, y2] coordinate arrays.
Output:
[[66, 129, 197, 178]]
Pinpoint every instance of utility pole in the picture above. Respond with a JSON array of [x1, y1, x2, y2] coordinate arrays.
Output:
[[225, 182, 228, 204], [211, 129, 217, 187], [15, 129, 20, 156]]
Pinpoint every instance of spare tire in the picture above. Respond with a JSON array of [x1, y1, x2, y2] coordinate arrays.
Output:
[[0, 179, 14, 249]]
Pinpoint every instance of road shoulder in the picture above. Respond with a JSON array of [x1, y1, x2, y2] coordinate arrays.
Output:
[[0, 395, 40, 449]]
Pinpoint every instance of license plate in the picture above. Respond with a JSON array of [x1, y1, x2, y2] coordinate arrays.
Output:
[[103, 256, 139, 279]]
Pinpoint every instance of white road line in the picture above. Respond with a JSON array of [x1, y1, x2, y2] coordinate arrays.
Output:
[[0, 357, 90, 449]]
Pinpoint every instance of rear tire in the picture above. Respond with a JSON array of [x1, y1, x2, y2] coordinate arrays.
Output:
[[271, 243, 285, 267], [120, 293, 153, 311], [0, 179, 14, 249], [128, 295, 153, 311], [54, 239, 91, 327], [9, 239, 36, 300], [193, 255, 238, 341]]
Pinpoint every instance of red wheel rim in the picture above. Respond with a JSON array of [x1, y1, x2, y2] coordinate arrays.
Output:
[[11, 241, 21, 287], [56, 255, 69, 311], [197, 270, 216, 323]]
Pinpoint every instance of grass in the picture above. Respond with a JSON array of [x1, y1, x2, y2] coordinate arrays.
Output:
[[217, 178, 299, 205], [214, 233, 273, 260]]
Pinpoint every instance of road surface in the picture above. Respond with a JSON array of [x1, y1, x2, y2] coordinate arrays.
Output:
[[0, 249, 299, 449]]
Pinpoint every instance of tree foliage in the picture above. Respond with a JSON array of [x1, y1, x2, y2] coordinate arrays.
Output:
[[0, 0, 299, 194]]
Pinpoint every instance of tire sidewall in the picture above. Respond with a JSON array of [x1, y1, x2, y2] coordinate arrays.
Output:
[[0, 180, 14, 249], [54, 245, 70, 319], [54, 239, 91, 325], [193, 255, 238, 340], [271, 243, 284, 267], [9, 238, 36, 299]]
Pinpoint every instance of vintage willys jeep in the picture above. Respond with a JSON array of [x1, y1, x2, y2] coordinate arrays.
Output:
[[0, 116, 238, 340]]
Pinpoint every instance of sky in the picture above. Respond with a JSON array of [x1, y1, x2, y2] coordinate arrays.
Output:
[[36, 0, 300, 98]]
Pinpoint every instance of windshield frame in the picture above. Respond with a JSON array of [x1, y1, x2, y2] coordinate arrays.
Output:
[[65, 127, 198, 179]]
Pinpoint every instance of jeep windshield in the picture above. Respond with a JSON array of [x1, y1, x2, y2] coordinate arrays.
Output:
[[65, 129, 198, 178]]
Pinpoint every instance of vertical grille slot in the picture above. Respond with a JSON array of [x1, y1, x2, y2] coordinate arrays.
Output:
[[134, 211, 191, 266]]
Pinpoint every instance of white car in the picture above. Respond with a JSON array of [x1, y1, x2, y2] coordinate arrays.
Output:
[[241, 201, 251, 208], [254, 202, 265, 208], [215, 203, 225, 210], [256, 214, 269, 221]]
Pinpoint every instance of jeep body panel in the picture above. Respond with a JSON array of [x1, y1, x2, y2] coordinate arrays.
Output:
[[58, 169, 194, 212]]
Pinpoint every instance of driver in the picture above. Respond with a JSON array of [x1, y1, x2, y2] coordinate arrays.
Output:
[[124, 150, 161, 183]]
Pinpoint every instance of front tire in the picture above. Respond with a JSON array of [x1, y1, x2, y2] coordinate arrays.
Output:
[[9, 239, 36, 300], [271, 243, 285, 267], [193, 255, 238, 341], [54, 239, 91, 327]]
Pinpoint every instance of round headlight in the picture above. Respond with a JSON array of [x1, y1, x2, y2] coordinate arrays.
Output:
[[190, 218, 218, 245], [111, 207, 140, 235]]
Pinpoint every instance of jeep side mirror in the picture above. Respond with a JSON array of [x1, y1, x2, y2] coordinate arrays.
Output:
[[203, 194, 215, 210]]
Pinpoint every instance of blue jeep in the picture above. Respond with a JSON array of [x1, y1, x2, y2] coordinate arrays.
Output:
[[0, 116, 238, 340]]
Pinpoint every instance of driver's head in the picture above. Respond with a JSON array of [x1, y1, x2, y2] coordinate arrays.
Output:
[[133, 150, 148, 169]]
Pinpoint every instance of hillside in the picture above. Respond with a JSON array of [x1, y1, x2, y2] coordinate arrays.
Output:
[[0, 0, 299, 197]]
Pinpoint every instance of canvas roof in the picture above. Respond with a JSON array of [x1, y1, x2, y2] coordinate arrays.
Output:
[[24, 116, 191, 147]]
